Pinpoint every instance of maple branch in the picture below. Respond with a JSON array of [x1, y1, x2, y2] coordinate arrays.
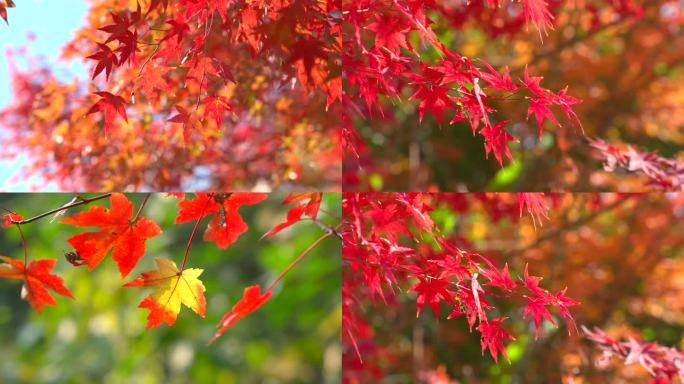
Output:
[[195, 8, 213, 111], [10, 193, 113, 225], [135, 43, 160, 77], [309, 218, 342, 240], [132, 193, 152, 222], [15, 223, 27, 266], [266, 232, 332, 292], [180, 193, 214, 271], [319, 208, 341, 221]]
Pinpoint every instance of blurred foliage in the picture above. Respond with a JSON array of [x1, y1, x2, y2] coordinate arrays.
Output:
[[0, 193, 341, 384], [354, 193, 684, 383]]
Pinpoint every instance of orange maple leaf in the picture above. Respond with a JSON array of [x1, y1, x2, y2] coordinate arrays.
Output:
[[60, 193, 162, 278], [1, 212, 23, 228], [175, 193, 268, 249], [0, 256, 74, 312]]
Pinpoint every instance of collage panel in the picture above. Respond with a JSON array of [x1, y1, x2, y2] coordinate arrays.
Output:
[[342, 192, 684, 383], [342, 1, 684, 192], [0, 1, 341, 191], [2, 0, 684, 383], [0, 192, 341, 383]]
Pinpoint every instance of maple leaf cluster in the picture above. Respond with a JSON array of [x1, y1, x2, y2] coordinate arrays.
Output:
[[0, 192, 330, 340], [584, 326, 684, 383], [590, 138, 684, 190], [342, 192, 578, 381], [343, 0, 583, 168]]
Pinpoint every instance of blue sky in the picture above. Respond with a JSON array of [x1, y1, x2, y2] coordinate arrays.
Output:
[[0, 0, 88, 191]]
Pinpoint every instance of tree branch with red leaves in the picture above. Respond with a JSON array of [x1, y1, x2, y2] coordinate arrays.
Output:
[[0, 192, 339, 344]]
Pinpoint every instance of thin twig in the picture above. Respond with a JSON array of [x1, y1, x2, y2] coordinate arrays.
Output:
[[180, 193, 214, 270], [133, 193, 152, 222], [10, 193, 113, 225], [16, 224, 27, 265], [310, 217, 342, 240], [266, 232, 332, 292]]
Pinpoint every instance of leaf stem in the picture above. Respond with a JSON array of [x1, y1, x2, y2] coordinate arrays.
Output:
[[266, 232, 331, 292], [133, 193, 152, 222], [16, 224, 27, 266], [304, 217, 342, 240], [180, 194, 214, 271], [10, 193, 113, 225]]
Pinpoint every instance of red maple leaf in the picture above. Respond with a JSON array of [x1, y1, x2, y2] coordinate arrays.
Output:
[[115, 30, 139, 65], [478, 260, 517, 291], [518, 192, 549, 225], [86, 92, 128, 137], [209, 284, 272, 344], [160, 16, 191, 44], [0, 256, 74, 312], [1, 212, 22, 228], [262, 193, 322, 239], [168, 105, 203, 144], [479, 62, 518, 91], [523, 296, 557, 339], [87, 43, 119, 80], [99, 4, 140, 45], [410, 277, 455, 317], [60, 193, 162, 278], [554, 287, 579, 334], [527, 97, 559, 139], [480, 121, 516, 166], [477, 317, 515, 363], [134, 65, 171, 103], [522, 0, 554, 38], [367, 15, 411, 53], [522, 66, 547, 97], [555, 87, 583, 130], [522, 263, 546, 297], [175, 193, 268, 249], [410, 83, 454, 125], [365, 203, 412, 244], [202, 96, 233, 128]]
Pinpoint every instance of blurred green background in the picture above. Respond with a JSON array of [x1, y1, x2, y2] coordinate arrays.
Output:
[[0, 193, 341, 384]]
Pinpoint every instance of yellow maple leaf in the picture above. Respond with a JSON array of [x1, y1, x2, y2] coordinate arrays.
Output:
[[124, 258, 206, 329]]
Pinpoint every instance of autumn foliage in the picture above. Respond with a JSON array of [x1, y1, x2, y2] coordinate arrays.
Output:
[[2, 1, 684, 382], [0, 192, 337, 344], [342, 0, 684, 191], [342, 192, 684, 383], [0, 0, 340, 190]]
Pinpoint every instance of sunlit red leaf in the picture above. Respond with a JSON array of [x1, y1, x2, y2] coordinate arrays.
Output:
[[263, 193, 323, 239], [86, 92, 128, 137], [60, 193, 161, 278], [209, 284, 272, 344]]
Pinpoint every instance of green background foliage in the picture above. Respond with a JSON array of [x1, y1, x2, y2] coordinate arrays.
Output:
[[0, 193, 341, 384]]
